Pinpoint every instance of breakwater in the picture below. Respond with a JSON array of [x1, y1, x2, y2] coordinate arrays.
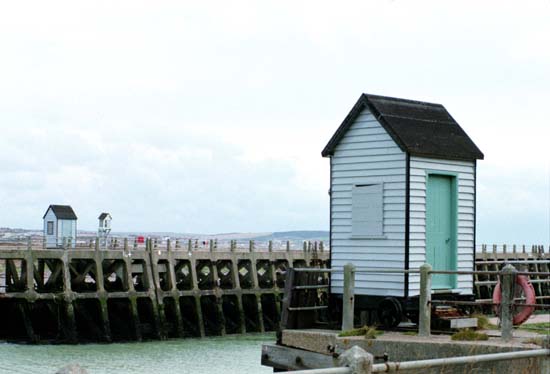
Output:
[[0, 239, 329, 343]]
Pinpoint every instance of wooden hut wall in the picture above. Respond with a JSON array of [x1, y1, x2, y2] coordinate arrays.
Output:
[[330, 108, 407, 296], [407, 156, 475, 296]]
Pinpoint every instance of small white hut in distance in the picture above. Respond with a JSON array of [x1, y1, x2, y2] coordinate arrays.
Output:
[[43, 205, 77, 248], [322, 94, 483, 314], [98, 212, 112, 238]]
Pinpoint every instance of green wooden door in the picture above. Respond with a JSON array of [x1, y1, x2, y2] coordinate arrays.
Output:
[[426, 175, 456, 289]]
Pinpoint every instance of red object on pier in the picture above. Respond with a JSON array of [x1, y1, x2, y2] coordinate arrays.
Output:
[[492, 275, 536, 325], [137, 236, 145, 244]]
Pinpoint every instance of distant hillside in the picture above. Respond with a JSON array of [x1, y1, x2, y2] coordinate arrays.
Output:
[[252, 231, 329, 241], [0, 227, 329, 243]]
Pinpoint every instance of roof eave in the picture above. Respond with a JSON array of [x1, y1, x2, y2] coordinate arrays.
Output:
[[321, 94, 409, 157], [410, 151, 484, 161]]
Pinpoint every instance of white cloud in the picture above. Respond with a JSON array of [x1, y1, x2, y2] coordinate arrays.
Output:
[[0, 1, 548, 243]]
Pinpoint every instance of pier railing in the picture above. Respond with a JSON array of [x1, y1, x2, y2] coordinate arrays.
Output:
[[287, 263, 549, 342], [340, 264, 550, 340]]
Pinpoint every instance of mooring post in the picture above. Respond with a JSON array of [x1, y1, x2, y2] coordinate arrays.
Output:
[[286, 241, 290, 252], [338, 345, 374, 374], [268, 240, 273, 252], [342, 263, 355, 331], [500, 264, 516, 341], [419, 263, 432, 337]]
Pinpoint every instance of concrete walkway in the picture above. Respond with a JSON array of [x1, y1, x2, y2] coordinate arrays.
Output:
[[485, 314, 549, 338], [489, 313, 549, 325]]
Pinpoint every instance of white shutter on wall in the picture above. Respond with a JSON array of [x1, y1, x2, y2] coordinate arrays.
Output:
[[352, 184, 383, 237]]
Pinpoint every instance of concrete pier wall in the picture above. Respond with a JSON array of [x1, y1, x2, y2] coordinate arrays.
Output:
[[0, 239, 329, 343]]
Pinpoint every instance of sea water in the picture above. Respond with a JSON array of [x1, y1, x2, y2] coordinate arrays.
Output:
[[0, 334, 274, 374]]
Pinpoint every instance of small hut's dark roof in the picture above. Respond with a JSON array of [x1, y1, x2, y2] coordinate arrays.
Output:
[[43, 205, 77, 220], [98, 213, 111, 220], [322, 94, 484, 161]]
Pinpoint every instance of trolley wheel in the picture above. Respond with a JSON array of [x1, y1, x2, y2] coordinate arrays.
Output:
[[377, 297, 403, 328]]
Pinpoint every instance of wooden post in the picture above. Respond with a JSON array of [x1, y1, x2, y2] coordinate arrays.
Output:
[[338, 346, 374, 374], [279, 268, 295, 340], [500, 264, 516, 341], [249, 240, 254, 252], [286, 241, 290, 252], [268, 240, 273, 252], [320, 241, 324, 252], [123, 238, 128, 251], [342, 263, 355, 331], [419, 263, 432, 337], [167, 239, 172, 252]]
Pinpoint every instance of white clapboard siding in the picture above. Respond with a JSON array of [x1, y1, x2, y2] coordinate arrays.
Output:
[[43, 208, 58, 248], [408, 156, 475, 296], [331, 108, 407, 296]]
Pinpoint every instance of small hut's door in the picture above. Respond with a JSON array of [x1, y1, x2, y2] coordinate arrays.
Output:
[[426, 174, 456, 289]]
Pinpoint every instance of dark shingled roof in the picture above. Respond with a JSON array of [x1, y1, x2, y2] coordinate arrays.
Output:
[[98, 213, 110, 220], [43, 205, 77, 220], [322, 94, 484, 161]]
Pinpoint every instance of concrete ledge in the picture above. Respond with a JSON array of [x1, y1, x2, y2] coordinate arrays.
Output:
[[277, 329, 549, 373]]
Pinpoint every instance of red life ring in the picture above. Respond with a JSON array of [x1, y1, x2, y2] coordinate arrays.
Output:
[[492, 275, 536, 325]]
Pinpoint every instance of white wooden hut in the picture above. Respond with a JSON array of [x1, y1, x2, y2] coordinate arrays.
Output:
[[322, 94, 483, 321], [43, 205, 77, 248], [98, 213, 112, 233], [98, 212, 112, 245]]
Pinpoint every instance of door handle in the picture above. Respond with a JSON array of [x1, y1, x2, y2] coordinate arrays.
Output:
[[445, 238, 451, 244]]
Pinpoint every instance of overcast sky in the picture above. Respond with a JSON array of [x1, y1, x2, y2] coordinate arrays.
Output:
[[1, 1, 549, 244]]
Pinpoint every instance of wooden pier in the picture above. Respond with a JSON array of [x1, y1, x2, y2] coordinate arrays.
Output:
[[474, 244, 549, 306], [0, 239, 329, 343]]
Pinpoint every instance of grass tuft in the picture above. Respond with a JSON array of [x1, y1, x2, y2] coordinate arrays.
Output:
[[518, 322, 550, 335], [338, 325, 383, 339], [451, 329, 489, 341], [472, 314, 498, 330], [522, 337, 545, 346]]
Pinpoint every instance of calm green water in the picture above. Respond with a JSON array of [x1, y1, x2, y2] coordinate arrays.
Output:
[[0, 334, 274, 374]]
